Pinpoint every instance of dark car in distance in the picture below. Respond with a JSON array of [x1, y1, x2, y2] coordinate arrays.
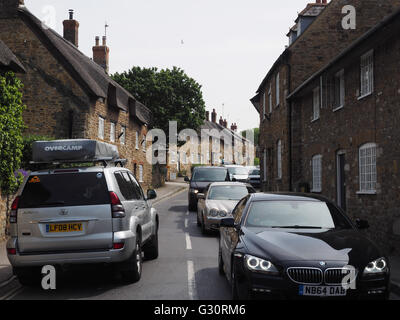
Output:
[[219, 193, 390, 300], [185, 166, 230, 211]]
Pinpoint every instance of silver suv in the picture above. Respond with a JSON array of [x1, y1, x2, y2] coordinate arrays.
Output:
[[7, 166, 159, 286]]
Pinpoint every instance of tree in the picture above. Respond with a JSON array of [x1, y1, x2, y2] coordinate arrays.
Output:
[[0, 71, 25, 195], [241, 128, 260, 147], [112, 67, 206, 135]]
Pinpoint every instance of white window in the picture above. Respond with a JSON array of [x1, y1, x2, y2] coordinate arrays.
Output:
[[139, 165, 144, 183], [333, 70, 345, 110], [263, 149, 267, 182], [142, 135, 146, 152], [135, 132, 139, 150], [110, 122, 116, 143], [275, 73, 280, 106], [98, 116, 105, 140], [120, 126, 126, 145], [262, 92, 266, 120], [360, 50, 374, 97], [268, 84, 272, 114], [313, 87, 320, 121], [277, 140, 282, 179], [312, 155, 322, 192], [359, 143, 377, 193]]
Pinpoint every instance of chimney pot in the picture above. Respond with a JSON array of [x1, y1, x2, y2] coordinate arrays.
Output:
[[95, 36, 100, 46], [93, 36, 110, 73], [102, 36, 107, 46], [69, 9, 74, 20]]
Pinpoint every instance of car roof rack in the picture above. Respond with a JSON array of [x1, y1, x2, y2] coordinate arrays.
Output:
[[30, 140, 126, 168]]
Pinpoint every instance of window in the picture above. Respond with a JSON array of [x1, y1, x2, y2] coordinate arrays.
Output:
[[332, 70, 345, 110], [359, 143, 377, 193], [275, 73, 280, 106], [313, 87, 320, 121], [120, 126, 126, 145], [312, 155, 322, 192], [142, 135, 146, 152], [135, 132, 139, 150], [110, 122, 116, 143], [98, 116, 105, 140], [262, 92, 266, 120], [277, 140, 282, 179], [360, 50, 374, 97], [139, 165, 144, 183], [268, 85, 272, 114]]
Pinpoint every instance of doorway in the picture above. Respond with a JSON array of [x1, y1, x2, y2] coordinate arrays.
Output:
[[336, 151, 347, 211]]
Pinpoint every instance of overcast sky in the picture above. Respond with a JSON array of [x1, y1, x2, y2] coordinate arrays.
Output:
[[25, 0, 308, 131]]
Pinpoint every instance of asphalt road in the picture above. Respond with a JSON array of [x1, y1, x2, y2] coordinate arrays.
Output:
[[7, 190, 231, 300], [4, 190, 399, 300]]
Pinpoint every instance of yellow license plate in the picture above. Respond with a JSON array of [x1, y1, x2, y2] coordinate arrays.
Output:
[[46, 223, 83, 233]]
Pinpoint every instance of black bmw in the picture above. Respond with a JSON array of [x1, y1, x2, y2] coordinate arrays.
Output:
[[219, 193, 390, 300]]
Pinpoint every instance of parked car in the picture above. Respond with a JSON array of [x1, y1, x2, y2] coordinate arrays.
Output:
[[219, 192, 390, 300], [185, 166, 230, 211], [247, 169, 261, 188], [196, 182, 256, 234], [7, 140, 159, 286], [224, 165, 249, 183]]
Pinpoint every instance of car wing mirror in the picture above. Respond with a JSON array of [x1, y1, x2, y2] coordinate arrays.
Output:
[[147, 189, 157, 200], [184, 176, 190, 182], [355, 219, 369, 230], [220, 218, 235, 228], [197, 193, 205, 200]]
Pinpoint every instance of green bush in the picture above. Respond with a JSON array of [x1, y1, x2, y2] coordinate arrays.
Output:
[[20, 135, 53, 170], [0, 72, 25, 195]]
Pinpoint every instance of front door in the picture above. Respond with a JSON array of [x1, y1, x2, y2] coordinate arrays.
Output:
[[337, 151, 346, 211]]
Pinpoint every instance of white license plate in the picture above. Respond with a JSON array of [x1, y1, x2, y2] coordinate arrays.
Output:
[[299, 285, 347, 297]]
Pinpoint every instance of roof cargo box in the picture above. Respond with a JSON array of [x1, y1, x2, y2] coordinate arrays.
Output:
[[32, 139, 119, 163]]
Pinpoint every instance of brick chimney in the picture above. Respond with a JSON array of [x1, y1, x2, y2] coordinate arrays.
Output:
[[316, 0, 327, 3], [223, 119, 228, 128], [63, 9, 79, 47], [219, 116, 224, 126], [211, 109, 217, 123], [231, 123, 235, 131], [205, 111, 210, 122], [93, 36, 110, 74], [0, 0, 24, 18]]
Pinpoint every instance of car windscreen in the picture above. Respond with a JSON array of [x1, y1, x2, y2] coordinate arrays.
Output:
[[19, 173, 110, 208], [208, 185, 249, 201], [249, 170, 260, 175], [245, 201, 352, 229], [228, 167, 248, 175], [192, 169, 228, 182]]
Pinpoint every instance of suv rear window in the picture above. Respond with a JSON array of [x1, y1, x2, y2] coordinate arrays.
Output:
[[19, 173, 110, 208]]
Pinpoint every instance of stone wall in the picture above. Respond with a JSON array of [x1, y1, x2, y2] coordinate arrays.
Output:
[[0, 192, 9, 242]]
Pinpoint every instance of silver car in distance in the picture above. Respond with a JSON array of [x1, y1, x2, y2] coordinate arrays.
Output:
[[196, 182, 256, 234]]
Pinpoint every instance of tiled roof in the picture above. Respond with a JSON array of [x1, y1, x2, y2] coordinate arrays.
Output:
[[18, 7, 151, 125], [0, 39, 25, 73]]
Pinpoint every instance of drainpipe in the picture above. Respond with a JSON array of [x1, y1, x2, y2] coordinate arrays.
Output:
[[286, 61, 293, 192]]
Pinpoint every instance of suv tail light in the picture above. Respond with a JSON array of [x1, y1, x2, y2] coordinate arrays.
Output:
[[110, 192, 125, 218], [9, 196, 20, 224]]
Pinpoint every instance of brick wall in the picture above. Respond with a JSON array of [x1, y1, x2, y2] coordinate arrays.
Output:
[[0, 17, 90, 139], [291, 20, 400, 254], [258, 0, 400, 194], [86, 100, 153, 191]]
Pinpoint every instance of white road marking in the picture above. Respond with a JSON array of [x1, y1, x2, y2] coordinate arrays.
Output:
[[186, 211, 189, 216], [187, 260, 198, 300], [185, 233, 192, 250], [185, 218, 189, 228]]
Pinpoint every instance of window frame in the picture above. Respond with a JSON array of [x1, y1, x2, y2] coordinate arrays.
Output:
[[332, 69, 345, 111], [358, 143, 377, 194], [359, 50, 374, 99], [98, 116, 105, 140], [135, 131, 139, 150], [275, 73, 280, 107], [312, 87, 320, 121], [110, 122, 116, 143], [138, 165, 144, 183], [120, 126, 126, 145], [312, 154, 322, 193]]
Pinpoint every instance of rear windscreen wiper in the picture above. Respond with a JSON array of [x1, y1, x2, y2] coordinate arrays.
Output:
[[271, 225, 328, 229]]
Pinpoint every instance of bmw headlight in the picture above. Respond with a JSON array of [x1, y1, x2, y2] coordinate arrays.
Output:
[[363, 257, 388, 275], [244, 255, 279, 275], [219, 210, 228, 217], [209, 209, 219, 217]]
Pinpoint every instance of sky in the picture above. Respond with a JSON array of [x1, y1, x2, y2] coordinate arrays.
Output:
[[25, 0, 309, 132]]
